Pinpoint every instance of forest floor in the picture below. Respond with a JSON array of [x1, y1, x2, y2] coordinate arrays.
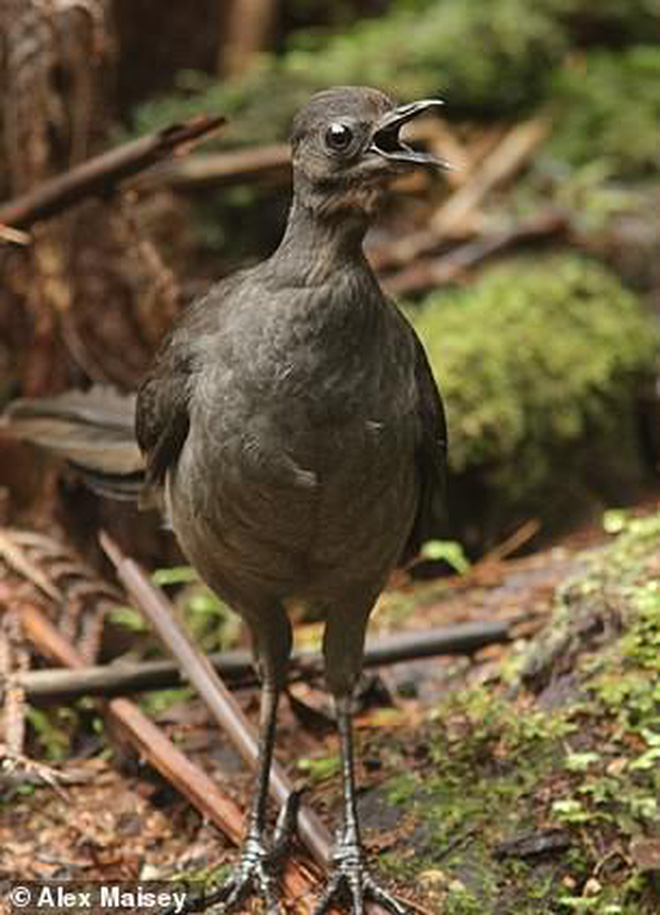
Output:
[[1, 497, 659, 914]]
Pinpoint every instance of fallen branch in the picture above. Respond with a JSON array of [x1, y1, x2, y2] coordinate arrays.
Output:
[[17, 600, 320, 911], [18, 617, 511, 702], [383, 209, 567, 296], [0, 115, 226, 230], [133, 144, 291, 192]]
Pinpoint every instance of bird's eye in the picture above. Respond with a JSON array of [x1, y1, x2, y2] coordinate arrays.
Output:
[[324, 122, 354, 153]]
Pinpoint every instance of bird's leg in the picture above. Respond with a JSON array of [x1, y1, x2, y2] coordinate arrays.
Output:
[[312, 695, 410, 915], [189, 683, 289, 915]]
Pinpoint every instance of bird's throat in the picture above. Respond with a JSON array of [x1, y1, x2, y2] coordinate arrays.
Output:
[[274, 196, 371, 285]]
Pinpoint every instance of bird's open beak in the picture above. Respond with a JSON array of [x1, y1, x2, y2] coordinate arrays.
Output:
[[370, 99, 450, 168]]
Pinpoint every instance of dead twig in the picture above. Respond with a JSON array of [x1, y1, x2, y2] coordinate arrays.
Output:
[[0, 115, 226, 230], [132, 144, 291, 192], [430, 117, 550, 238], [0, 223, 31, 245], [382, 209, 566, 296], [478, 519, 542, 568]]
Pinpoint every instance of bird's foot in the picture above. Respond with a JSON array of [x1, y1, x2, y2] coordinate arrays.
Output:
[[205, 834, 282, 914], [169, 793, 302, 915], [312, 842, 410, 915]]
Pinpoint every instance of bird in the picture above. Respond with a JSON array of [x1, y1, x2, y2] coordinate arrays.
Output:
[[4, 86, 448, 914]]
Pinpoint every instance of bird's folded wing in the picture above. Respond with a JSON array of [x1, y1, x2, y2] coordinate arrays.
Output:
[[404, 326, 449, 562]]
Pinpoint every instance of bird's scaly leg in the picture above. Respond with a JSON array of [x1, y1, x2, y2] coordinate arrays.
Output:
[[312, 696, 410, 915], [173, 684, 297, 915]]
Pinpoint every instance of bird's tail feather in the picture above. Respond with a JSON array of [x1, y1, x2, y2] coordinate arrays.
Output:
[[1, 387, 145, 501]]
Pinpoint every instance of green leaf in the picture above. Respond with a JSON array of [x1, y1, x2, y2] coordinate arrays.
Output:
[[152, 565, 199, 586], [107, 605, 148, 632], [297, 755, 341, 782], [564, 750, 600, 772], [602, 509, 628, 534], [421, 540, 471, 574]]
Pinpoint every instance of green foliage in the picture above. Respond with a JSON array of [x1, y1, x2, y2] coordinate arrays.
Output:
[[548, 46, 660, 177], [26, 707, 72, 761], [108, 568, 239, 656], [139, 687, 194, 716], [296, 754, 341, 782], [285, 0, 567, 116], [152, 565, 199, 586], [411, 254, 657, 521], [177, 579, 240, 653], [107, 605, 149, 633]]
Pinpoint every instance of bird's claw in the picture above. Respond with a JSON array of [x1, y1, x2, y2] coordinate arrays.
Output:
[[168, 838, 281, 915], [209, 841, 281, 913], [312, 844, 410, 915], [162, 791, 302, 915]]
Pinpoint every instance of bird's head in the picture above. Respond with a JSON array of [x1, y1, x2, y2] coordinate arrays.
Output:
[[290, 86, 448, 219]]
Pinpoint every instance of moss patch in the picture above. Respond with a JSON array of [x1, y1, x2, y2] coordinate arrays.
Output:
[[381, 512, 660, 913], [410, 254, 658, 545]]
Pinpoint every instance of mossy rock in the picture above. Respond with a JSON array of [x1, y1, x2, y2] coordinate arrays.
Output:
[[379, 512, 660, 913], [410, 254, 658, 546]]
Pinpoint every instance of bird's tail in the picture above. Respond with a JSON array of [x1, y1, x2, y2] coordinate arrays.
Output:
[[1, 387, 145, 500]]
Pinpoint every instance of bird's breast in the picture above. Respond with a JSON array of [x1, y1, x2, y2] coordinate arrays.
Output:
[[168, 272, 419, 596]]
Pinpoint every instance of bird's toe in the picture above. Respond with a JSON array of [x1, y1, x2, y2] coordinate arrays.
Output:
[[166, 833, 287, 915], [312, 845, 410, 915]]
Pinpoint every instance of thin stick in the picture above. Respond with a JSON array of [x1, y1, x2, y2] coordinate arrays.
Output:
[[383, 210, 566, 296], [133, 144, 291, 192], [0, 115, 226, 230], [18, 618, 512, 702], [375, 116, 551, 272], [0, 223, 31, 245]]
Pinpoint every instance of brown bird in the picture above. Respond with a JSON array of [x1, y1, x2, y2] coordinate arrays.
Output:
[[5, 86, 448, 914]]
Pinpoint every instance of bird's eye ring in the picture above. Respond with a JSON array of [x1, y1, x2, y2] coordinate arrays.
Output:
[[324, 122, 354, 153]]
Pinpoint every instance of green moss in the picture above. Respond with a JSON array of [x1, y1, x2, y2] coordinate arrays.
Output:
[[410, 254, 658, 538], [382, 512, 660, 912]]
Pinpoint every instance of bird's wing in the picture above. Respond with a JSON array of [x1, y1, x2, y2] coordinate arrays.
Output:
[[402, 320, 448, 564], [135, 334, 194, 501], [135, 274, 244, 502], [134, 280, 223, 501]]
